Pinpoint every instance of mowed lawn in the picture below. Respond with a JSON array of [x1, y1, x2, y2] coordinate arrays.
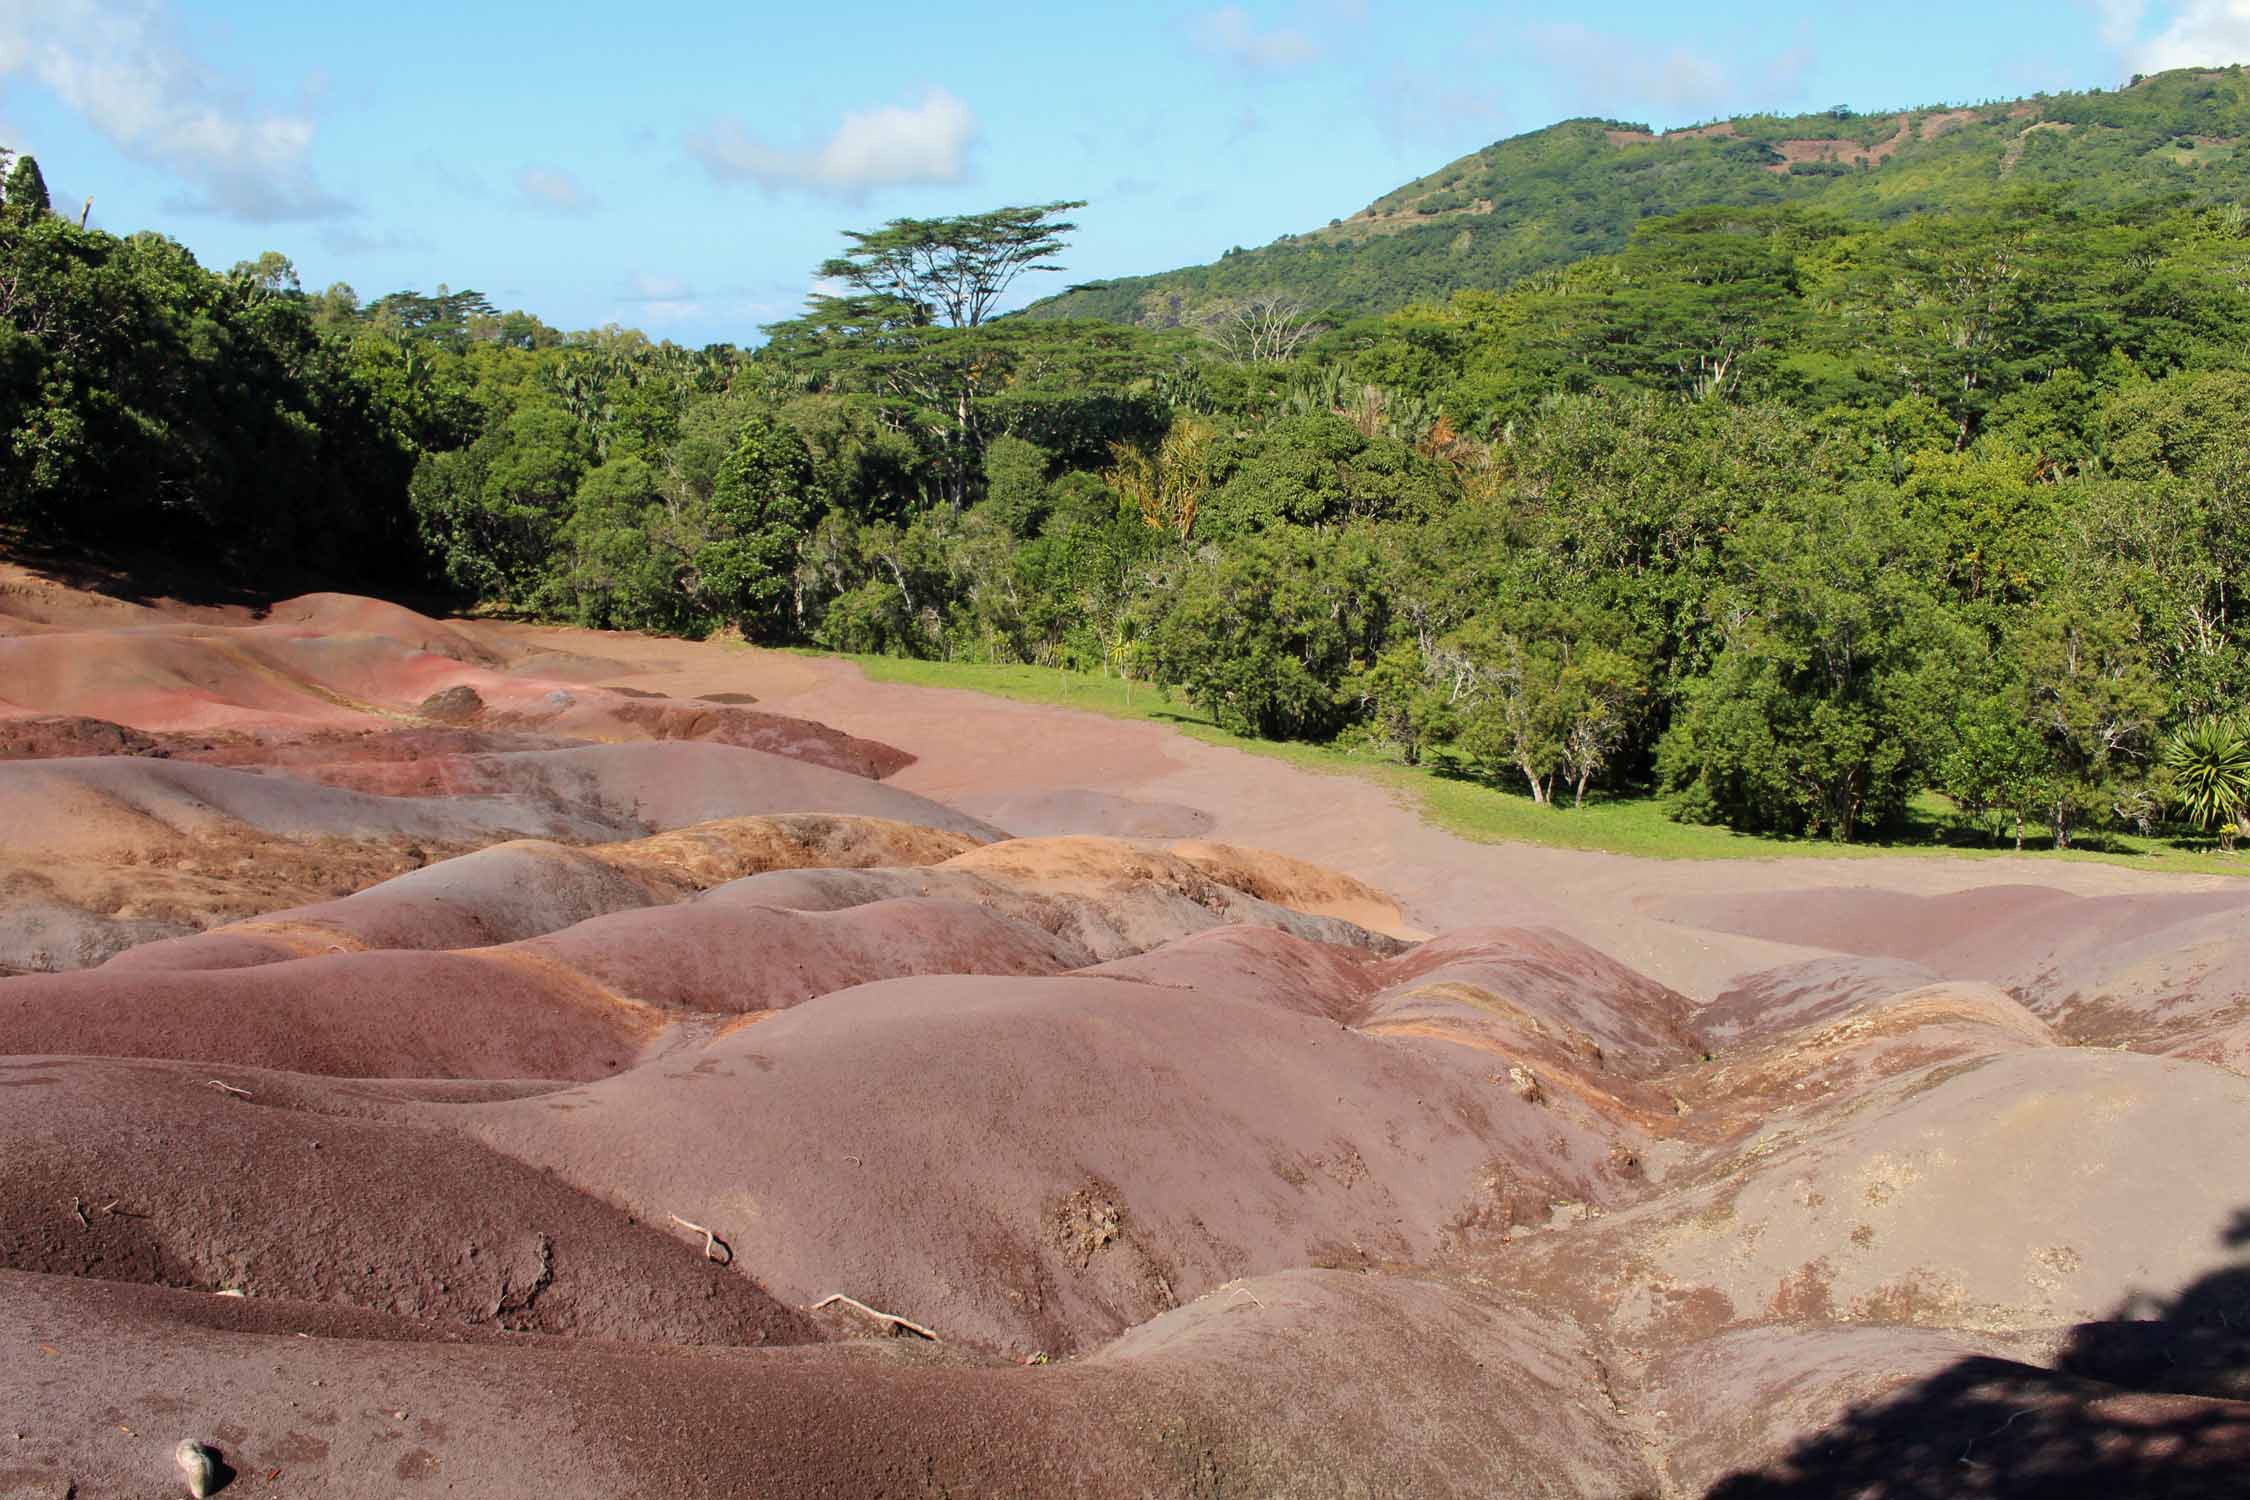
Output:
[[821, 652, 2250, 878]]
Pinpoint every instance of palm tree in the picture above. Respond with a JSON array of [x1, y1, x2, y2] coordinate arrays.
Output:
[[2162, 716, 2250, 849]]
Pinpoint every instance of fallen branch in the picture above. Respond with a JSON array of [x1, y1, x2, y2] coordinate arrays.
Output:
[[207, 1080, 253, 1099], [70, 1197, 88, 1229], [812, 1293, 941, 1341], [1961, 1408, 2034, 1467], [667, 1214, 732, 1265]]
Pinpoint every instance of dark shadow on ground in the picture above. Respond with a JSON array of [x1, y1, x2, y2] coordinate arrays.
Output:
[[1707, 1212, 2250, 1497]]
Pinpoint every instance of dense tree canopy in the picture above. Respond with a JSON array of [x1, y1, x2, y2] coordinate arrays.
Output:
[[19, 78, 2250, 854]]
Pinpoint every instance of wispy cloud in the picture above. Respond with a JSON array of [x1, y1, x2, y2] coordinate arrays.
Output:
[[318, 223, 432, 257], [687, 87, 978, 199], [1526, 23, 1734, 115], [517, 164, 594, 214], [1189, 6, 1321, 70], [2093, 0, 2152, 46], [1367, 67, 1505, 147], [0, 0, 346, 221], [620, 271, 702, 323], [2119, 0, 2250, 71], [1512, 21, 1815, 121]]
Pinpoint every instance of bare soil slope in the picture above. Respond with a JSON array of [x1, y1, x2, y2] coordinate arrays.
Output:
[[5, 572, 2247, 1497]]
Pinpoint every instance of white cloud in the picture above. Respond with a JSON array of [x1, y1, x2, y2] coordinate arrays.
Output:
[[517, 165, 593, 214], [626, 270, 692, 300], [0, 0, 345, 220], [1367, 68, 1505, 146], [687, 87, 978, 198], [1190, 6, 1321, 70], [2094, 0, 2151, 46], [1526, 23, 1737, 114], [619, 271, 703, 323], [1510, 22, 1815, 121], [2126, 0, 2250, 70]]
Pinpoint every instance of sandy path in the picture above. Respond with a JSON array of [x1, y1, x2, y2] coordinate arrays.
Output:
[[471, 625, 2241, 997]]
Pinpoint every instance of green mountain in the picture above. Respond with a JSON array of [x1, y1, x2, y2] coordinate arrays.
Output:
[[1028, 66, 2250, 327]]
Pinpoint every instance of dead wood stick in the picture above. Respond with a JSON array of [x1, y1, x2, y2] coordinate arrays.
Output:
[[812, 1293, 941, 1341], [207, 1080, 253, 1099], [71, 1197, 89, 1228], [667, 1214, 732, 1265]]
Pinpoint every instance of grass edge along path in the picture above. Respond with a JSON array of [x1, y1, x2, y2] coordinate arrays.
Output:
[[817, 652, 2250, 880]]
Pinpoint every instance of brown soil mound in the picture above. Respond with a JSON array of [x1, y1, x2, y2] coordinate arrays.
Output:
[[0, 714, 163, 760], [104, 815, 983, 973], [0, 1057, 815, 1345], [1659, 1322, 2250, 1497], [0, 1265, 1660, 1498], [14, 573, 2250, 1492], [1503, 1049, 2250, 1344], [1169, 838, 1422, 938]]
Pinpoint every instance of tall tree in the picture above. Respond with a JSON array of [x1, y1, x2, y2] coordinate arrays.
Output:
[[3, 153, 50, 223], [817, 202, 1085, 329]]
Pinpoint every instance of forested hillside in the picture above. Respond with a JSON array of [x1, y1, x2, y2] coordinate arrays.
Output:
[[11, 68, 2250, 851], [1030, 66, 2250, 326]]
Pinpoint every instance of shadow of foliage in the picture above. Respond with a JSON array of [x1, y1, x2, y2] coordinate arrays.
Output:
[[1706, 1211, 2250, 1497]]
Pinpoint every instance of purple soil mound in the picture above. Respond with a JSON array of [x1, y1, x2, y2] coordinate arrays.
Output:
[[0, 952, 652, 1079], [98, 840, 671, 971], [441, 974, 1637, 1355], [0, 1057, 816, 1346], [1080, 925, 1383, 1023], [1667, 881, 2250, 1055], [510, 896, 1074, 1011], [1698, 953, 1950, 1046], [0, 756, 604, 859], [283, 742, 996, 839]]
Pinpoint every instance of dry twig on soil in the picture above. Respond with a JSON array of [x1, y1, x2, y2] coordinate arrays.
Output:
[[812, 1294, 941, 1341], [667, 1214, 733, 1265], [207, 1080, 253, 1099]]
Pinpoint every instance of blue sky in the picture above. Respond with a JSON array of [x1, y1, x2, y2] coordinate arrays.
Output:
[[3, 1, 2247, 343]]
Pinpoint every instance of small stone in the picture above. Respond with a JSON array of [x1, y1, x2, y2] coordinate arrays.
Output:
[[176, 1438, 219, 1498]]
